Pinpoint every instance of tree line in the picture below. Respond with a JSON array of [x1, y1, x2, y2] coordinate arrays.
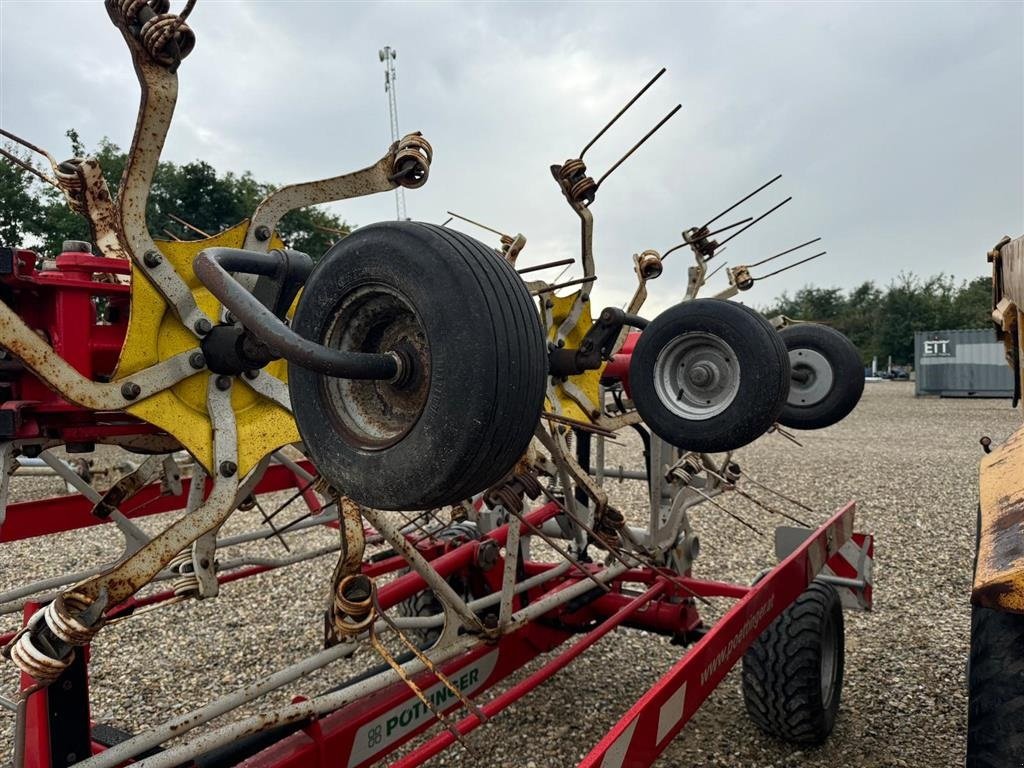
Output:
[[0, 132, 992, 366], [762, 275, 991, 366]]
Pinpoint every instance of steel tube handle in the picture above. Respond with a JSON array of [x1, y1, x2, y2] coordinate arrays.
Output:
[[193, 247, 400, 381]]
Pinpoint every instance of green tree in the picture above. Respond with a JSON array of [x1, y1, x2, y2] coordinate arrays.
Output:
[[952, 276, 992, 328], [0, 146, 42, 247], [763, 271, 992, 366]]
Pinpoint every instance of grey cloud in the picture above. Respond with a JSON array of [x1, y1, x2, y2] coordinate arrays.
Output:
[[1, 0, 1020, 316]]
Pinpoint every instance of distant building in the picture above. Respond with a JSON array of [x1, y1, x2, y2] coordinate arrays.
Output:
[[914, 329, 1013, 398]]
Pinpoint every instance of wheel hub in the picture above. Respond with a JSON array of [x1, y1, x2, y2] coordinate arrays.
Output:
[[787, 348, 834, 407], [115, 222, 299, 477], [322, 283, 429, 450], [653, 331, 741, 421], [687, 362, 715, 387]]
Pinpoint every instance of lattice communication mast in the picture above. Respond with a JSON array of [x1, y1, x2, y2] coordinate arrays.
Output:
[[379, 45, 405, 220]]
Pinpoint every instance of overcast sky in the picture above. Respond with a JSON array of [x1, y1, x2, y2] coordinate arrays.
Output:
[[1, 0, 1021, 314]]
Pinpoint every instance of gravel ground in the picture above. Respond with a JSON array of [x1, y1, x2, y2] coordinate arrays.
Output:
[[0, 381, 1017, 767]]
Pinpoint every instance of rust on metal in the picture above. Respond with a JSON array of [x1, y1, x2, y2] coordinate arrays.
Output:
[[975, 234, 1024, 612], [243, 132, 433, 252], [976, 422, 1024, 612], [540, 411, 617, 438], [371, 587, 488, 729], [325, 497, 372, 645]]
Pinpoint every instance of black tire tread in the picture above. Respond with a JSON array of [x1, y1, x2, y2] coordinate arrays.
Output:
[[967, 600, 1024, 766], [418, 223, 544, 502], [778, 323, 864, 430], [742, 580, 844, 745], [289, 221, 545, 510]]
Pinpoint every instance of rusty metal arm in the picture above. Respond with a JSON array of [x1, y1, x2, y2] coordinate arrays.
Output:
[[76, 158, 129, 259], [0, 130, 127, 259], [0, 298, 198, 410], [549, 165, 598, 282], [242, 133, 433, 252], [66, 379, 241, 607], [104, 1, 214, 336]]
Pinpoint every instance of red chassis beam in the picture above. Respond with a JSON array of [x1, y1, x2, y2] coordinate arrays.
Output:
[[0, 460, 318, 543], [218, 502, 857, 768], [13, 498, 858, 768]]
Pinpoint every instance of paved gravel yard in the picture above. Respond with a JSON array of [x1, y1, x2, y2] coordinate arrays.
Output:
[[0, 382, 1018, 767]]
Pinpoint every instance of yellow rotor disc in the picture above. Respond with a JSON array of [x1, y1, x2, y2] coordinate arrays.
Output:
[[114, 221, 300, 477], [546, 291, 604, 422]]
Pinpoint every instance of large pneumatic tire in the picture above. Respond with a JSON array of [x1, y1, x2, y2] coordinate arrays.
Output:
[[628, 299, 790, 453], [968, 504, 1024, 767], [288, 221, 546, 511], [778, 323, 864, 430], [968, 606, 1024, 767], [742, 580, 844, 745]]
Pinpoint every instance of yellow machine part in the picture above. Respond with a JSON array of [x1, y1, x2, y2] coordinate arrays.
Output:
[[976, 422, 1024, 613], [114, 221, 299, 477], [546, 291, 603, 423]]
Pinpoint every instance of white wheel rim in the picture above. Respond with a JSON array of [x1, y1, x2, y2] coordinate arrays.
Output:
[[322, 283, 429, 449], [653, 332, 741, 421], [788, 347, 834, 407]]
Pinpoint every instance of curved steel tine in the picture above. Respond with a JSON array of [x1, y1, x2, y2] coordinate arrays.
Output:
[[580, 68, 667, 159]]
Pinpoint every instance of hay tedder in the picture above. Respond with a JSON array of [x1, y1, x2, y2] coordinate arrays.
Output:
[[0, 3, 874, 766]]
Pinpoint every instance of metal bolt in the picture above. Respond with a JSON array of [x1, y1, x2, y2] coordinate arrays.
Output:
[[219, 461, 237, 477], [194, 318, 213, 335], [66, 754, 77, 764], [475, 539, 499, 571], [688, 363, 713, 387], [215, 375, 232, 391], [254, 225, 271, 241], [120, 381, 141, 400], [243, 369, 260, 380], [188, 351, 206, 370], [545, 299, 554, 309], [581, 293, 590, 302], [143, 250, 162, 268]]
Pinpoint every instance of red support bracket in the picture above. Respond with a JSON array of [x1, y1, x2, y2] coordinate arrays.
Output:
[[578, 502, 857, 768]]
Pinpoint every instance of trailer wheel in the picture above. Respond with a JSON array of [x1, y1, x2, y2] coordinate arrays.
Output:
[[968, 504, 1024, 766], [742, 579, 844, 745], [777, 324, 863, 430], [397, 522, 480, 647], [289, 221, 545, 511], [628, 299, 790, 452]]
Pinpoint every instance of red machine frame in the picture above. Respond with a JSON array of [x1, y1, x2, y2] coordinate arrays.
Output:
[[6, 465, 867, 768]]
